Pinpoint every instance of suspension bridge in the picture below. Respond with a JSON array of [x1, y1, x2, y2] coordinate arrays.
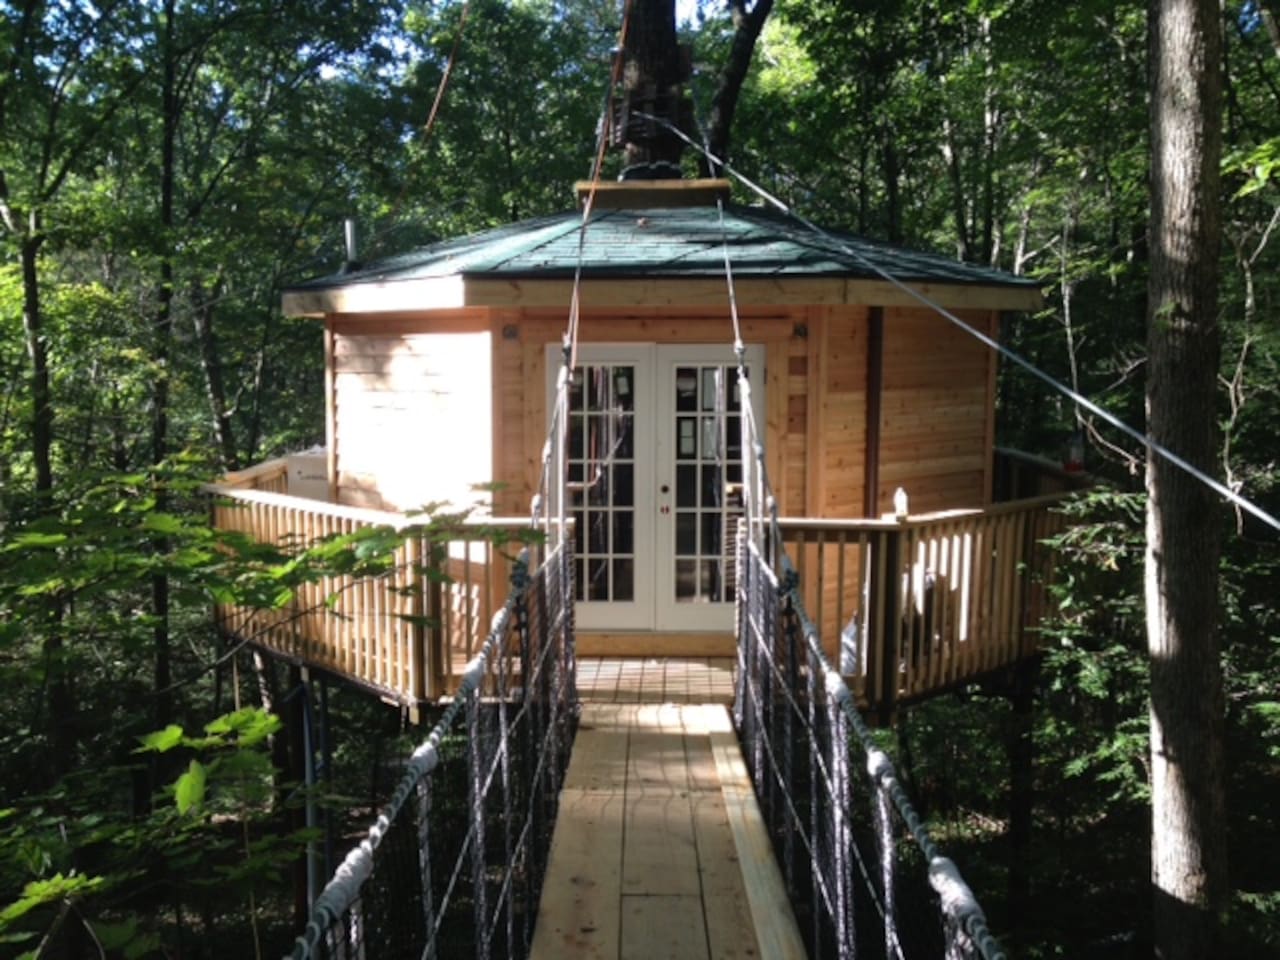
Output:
[[268, 176, 1009, 957]]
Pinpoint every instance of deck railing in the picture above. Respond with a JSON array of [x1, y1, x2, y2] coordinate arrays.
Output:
[[208, 470, 535, 705], [780, 494, 1066, 716]]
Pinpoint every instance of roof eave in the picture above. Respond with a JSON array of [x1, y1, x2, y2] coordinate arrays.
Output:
[[281, 274, 1043, 318]]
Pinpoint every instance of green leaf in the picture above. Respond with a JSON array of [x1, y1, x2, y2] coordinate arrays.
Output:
[[136, 724, 184, 753], [3, 532, 68, 551], [175, 760, 207, 815], [0, 874, 106, 929], [142, 512, 186, 535], [204, 707, 281, 746]]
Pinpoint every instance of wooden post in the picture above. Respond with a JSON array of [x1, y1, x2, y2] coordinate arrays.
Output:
[[869, 526, 902, 726], [409, 533, 428, 704], [429, 540, 447, 696], [863, 306, 884, 517]]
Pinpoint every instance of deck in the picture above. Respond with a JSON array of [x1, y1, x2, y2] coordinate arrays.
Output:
[[531, 658, 804, 960], [207, 458, 1066, 715]]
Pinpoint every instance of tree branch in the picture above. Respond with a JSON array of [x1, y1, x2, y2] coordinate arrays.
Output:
[[701, 0, 774, 176]]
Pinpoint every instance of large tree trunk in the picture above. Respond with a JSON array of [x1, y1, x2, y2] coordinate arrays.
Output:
[[621, 0, 684, 173], [1145, 2, 1228, 957], [20, 228, 75, 780], [152, 0, 178, 737]]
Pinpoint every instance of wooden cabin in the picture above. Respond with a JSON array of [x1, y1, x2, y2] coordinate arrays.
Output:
[[210, 179, 1066, 712]]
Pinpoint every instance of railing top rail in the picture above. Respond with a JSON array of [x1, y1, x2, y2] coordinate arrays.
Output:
[[216, 458, 290, 488], [204, 483, 536, 531], [776, 492, 1070, 535]]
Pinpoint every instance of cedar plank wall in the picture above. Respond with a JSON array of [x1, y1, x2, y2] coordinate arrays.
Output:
[[876, 307, 997, 514], [328, 304, 996, 521], [799, 306, 868, 656], [810, 305, 869, 517], [329, 313, 493, 511]]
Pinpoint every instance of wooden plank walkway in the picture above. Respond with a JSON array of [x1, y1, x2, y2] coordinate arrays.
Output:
[[575, 656, 737, 705], [531, 659, 805, 960]]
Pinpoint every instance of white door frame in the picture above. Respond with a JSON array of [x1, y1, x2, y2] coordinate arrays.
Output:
[[654, 344, 765, 631], [547, 342, 764, 633]]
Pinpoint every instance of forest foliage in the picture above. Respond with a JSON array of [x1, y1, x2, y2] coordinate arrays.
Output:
[[1, 0, 1278, 956]]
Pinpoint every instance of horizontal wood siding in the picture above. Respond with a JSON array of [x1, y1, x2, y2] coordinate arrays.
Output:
[[330, 320, 493, 512], [877, 307, 994, 515]]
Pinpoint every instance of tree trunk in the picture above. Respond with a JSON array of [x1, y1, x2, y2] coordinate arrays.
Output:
[[941, 114, 974, 262], [701, 0, 774, 175], [880, 134, 902, 244], [19, 226, 76, 780], [192, 280, 241, 471], [1006, 661, 1037, 954], [152, 0, 178, 736], [621, 0, 684, 173], [20, 231, 54, 499], [1145, 2, 1228, 957]]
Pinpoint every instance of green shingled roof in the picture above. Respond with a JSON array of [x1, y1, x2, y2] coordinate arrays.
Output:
[[286, 204, 1036, 292]]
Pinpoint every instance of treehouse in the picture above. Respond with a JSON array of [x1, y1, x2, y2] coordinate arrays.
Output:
[[209, 179, 1068, 715]]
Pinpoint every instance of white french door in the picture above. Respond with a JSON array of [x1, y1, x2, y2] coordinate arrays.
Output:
[[550, 343, 764, 633]]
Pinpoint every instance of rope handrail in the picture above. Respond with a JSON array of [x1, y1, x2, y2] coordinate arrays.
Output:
[[285, 537, 576, 960], [736, 529, 1007, 959], [696, 106, 1007, 951], [786, 553, 1007, 959]]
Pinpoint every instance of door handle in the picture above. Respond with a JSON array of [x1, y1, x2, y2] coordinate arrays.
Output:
[[660, 484, 670, 494]]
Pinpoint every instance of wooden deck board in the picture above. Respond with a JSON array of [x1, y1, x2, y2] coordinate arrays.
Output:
[[575, 657, 736, 705], [621, 894, 707, 960], [531, 689, 804, 960]]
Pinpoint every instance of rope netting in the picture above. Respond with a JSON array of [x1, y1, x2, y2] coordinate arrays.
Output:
[[737, 532, 1005, 960], [287, 541, 575, 960]]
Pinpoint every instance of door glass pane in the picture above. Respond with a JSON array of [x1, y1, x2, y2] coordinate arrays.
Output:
[[566, 362, 637, 604], [613, 559, 634, 601], [614, 463, 634, 507], [676, 465, 697, 508], [701, 416, 719, 459], [676, 512, 696, 554], [701, 368, 718, 410], [701, 513, 722, 556], [587, 557, 608, 600], [613, 512, 634, 553], [669, 362, 751, 605], [675, 559, 697, 600], [677, 417, 696, 459], [676, 367, 697, 411], [588, 510, 608, 554]]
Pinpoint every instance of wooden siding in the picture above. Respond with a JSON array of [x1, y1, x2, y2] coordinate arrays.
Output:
[[331, 303, 998, 525], [807, 306, 869, 519], [876, 307, 997, 515], [330, 315, 494, 512]]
